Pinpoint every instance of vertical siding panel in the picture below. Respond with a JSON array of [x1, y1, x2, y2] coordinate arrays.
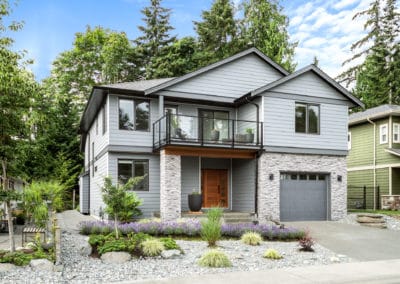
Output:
[[232, 159, 256, 212]]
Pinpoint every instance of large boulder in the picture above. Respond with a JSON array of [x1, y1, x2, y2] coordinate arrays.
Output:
[[161, 249, 182, 259], [79, 237, 92, 256], [0, 263, 16, 272], [30, 259, 54, 271], [101, 252, 131, 264], [357, 216, 385, 223]]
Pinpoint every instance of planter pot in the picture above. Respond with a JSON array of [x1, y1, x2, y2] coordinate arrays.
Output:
[[245, 133, 254, 143], [188, 194, 202, 212], [210, 130, 220, 141]]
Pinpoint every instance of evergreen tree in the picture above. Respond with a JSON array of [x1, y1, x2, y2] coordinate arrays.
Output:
[[134, 0, 176, 79], [194, 0, 241, 65], [241, 0, 297, 71], [149, 37, 202, 78], [338, 0, 400, 107]]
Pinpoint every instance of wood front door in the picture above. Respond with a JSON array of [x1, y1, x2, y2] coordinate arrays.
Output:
[[202, 169, 228, 208]]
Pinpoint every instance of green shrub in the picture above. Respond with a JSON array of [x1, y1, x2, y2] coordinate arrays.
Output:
[[241, 232, 262, 246], [263, 249, 283, 260], [201, 207, 223, 247], [89, 234, 107, 247], [198, 250, 231, 268], [141, 239, 165, 257], [206, 208, 223, 223], [98, 239, 127, 255], [0, 252, 33, 266], [159, 237, 180, 250]]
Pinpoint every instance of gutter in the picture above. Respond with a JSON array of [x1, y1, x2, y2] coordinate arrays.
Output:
[[367, 117, 377, 210]]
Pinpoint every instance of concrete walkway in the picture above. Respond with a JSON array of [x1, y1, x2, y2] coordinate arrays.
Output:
[[56, 210, 96, 232], [124, 259, 400, 284], [286, 221, 400, 261]]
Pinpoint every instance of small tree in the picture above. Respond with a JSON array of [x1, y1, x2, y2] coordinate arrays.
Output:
[[101, 177, 143, 239], [23, 181, 65, 228]]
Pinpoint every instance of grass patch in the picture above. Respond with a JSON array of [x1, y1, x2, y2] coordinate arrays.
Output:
[[348, 209, 400, 216]]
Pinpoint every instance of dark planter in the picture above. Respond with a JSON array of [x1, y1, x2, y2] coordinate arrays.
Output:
[[210, 130, 220, 141], [245, 133, 254, 143], [188, 194, 202, 212]]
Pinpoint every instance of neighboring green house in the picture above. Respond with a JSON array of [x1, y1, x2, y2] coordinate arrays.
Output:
[[348, 104, 400, 209]]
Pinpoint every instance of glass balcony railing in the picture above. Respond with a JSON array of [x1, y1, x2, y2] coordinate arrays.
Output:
[[153, 114, 263, 150]]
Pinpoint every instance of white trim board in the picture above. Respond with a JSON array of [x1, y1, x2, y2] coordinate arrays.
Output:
[[348, 163, 400, 171]]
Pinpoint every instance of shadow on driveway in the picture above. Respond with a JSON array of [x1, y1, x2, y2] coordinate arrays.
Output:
[[286, 221, 400, 261]]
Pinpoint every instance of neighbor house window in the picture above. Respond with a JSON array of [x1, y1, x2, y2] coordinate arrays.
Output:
[[393, 123, 400, 143], [380, 124, 388, 144], [119, 98, 150, 131], [348, 132, 352, 150], [295, 103, 319, 134], [92, 142, 95, 177], [95, 118, 98, 135], [118, 160, 149, 191]]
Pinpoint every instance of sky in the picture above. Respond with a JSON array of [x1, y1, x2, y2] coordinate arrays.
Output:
[[5, 0, 376, 82]]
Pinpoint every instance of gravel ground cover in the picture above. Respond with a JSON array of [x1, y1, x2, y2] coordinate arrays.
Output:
[[0, 228, 352, 284], [337, 213, 400, 230]]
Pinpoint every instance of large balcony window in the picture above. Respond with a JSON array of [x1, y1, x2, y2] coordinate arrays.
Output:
[[153, 113, 262, 150]]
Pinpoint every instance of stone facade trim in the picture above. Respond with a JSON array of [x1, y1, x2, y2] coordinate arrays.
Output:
[[257, 152, 347, 222], [160, 150, 181, 221]]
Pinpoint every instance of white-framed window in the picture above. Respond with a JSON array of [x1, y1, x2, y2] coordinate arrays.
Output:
[[348, 132, 351, 150], [380, 124, 388, 144], [393, 123, 400, 143]]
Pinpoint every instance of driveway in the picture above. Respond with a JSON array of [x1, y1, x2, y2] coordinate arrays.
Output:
[[286, 221, 400, 261]]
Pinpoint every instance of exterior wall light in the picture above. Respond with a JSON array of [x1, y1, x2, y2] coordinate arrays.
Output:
[[269, 174, 274, 181], [337, 175, 342, 182]]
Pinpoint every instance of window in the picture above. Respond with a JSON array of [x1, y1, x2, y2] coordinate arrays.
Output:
[[102, 104, 107, 134], [380, 124, 388, 144], [393, 123, 400, 143], [95, 118, 98, 135], [348, 132, 351, 150], [164, 105, 178, 116], [119, 98, 150, 131], [118, 160, 149, 191], [199, 109, 229, 141], [295, 103, 320, 134]]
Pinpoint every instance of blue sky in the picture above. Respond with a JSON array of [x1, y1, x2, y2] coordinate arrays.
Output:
[[5, 0, 375, 82]]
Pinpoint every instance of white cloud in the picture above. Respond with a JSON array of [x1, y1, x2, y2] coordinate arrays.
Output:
[[287, 0, 370, 80], [333, 0, 360, 10]]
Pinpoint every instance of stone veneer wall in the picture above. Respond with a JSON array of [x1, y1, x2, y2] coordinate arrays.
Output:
[[257, 152, 347, 222], [160, 150, 181, 221]]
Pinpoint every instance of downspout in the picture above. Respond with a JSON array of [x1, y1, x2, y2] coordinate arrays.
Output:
[[244, 96, 260, 216], [367, 118, 377, 210]]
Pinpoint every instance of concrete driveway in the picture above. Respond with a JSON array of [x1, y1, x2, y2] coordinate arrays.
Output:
[[286, 221, 400, 261]]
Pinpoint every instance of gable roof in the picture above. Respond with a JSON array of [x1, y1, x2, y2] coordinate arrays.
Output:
[[144, 47, 290, 95], [349, 104, 400, 126], [250, 64, 364, 108]]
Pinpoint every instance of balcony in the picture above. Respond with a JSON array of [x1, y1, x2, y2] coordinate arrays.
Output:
[[153, 114, 263, 151]]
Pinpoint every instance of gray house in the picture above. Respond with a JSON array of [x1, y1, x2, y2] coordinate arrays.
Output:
[[79, 48, 363, 222]]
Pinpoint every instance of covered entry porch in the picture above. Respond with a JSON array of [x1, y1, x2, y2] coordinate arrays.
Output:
[[159, 146, 257, 221]]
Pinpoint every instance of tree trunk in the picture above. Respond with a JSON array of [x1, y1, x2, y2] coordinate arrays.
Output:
[[1, 159, 15, 252], [114, 215, 119, 239]]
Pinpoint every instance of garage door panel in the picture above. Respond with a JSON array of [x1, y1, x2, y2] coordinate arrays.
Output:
[[280, 176, 327, 221]]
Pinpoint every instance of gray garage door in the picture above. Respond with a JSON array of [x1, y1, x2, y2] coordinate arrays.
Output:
[[280, 173, 328, 221]]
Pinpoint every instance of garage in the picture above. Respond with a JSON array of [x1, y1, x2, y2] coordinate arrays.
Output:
[[280, 173, 329, 221]]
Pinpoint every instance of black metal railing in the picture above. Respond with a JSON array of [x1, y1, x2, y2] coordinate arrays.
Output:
[[347, 185, 380, 210], [153, 113, 263, 150]]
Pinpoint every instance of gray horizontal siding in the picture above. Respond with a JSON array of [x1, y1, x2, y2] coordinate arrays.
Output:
[[89, 152, 108, 217], [232, 159, 256, 212], [181, 156, 200, 211], [166, 54, 283, 99], [108, 95, 159, 147], [270, 72, 349, 101], [263, 96, 348, 151], [108, 153, 160, 218]]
